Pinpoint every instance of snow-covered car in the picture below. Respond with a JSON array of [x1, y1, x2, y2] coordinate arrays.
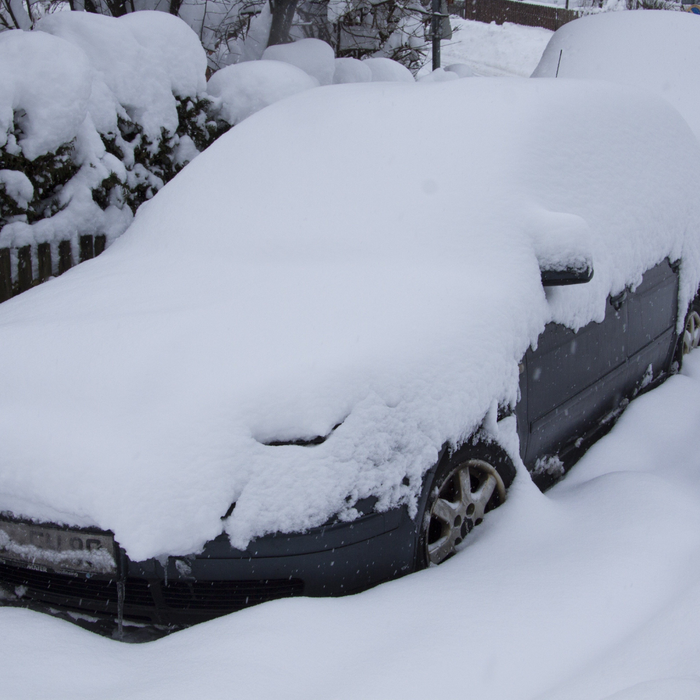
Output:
[[532, 10, 700, 139], [1, 76, 700, 633]]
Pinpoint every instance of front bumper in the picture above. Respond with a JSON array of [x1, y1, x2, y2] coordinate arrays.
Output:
[[0, 506, 418, 629]]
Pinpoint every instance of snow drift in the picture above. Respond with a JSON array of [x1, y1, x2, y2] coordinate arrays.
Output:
[[0, 78, 699, 562]]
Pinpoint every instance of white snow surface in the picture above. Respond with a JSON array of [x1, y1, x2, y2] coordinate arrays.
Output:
[[445, 62, 477, 78], [362, 56, 415, 82], [3, 352, 700, 698], [0, 79, 699, 562], [417, 67, 459, 83], [261, 38, 336, 86], [333, 57, 372, 84], [118, 11, 208, 100], [532, 10, 700, 139], [418, 17, 553, 78], [0, 29, 92, 160], [207, 60, 319, 126], [0, 170, 34, 208]]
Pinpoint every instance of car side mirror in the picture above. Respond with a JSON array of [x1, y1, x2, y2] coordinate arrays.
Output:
[[541, 264, 594, 287]]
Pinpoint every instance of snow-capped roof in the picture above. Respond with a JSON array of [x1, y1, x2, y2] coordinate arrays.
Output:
[[0, 78, 699, 561], [532, 10, 700, 139]]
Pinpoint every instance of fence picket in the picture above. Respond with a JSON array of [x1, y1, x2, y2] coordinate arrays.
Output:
[[17, 246, 33, 293], [95, 234, 107, 257], [38, 243, 52, 282], [0, 235, 109, 304], [58, 240, 73, 275], [448, 0, 581, 32], [80, 235, 94, 262], [0, 249, 10, 303]]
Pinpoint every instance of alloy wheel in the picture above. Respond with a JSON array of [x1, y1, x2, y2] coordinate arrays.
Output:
[[683, 310, 700, 356], [426, 459, 506, 566]]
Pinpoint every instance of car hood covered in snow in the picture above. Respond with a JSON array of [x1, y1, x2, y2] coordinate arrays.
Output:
[[0, 78, 699, 561]]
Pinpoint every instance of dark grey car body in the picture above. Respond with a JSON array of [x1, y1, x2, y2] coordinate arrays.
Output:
[[0, 259, 691, 633]]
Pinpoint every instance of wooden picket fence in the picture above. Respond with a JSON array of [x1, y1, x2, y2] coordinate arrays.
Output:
[[448, 0, 583, 31], [0, 234, 107, 304]]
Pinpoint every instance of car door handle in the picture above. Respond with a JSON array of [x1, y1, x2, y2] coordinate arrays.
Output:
[[610, 290, 627, 311]]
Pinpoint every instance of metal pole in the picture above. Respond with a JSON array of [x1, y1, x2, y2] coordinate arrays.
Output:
[[432, 0, 441, 70]]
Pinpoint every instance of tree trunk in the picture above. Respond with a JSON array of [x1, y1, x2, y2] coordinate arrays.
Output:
[[104, 0, 129, 16], [267, 0, 298, 47], [4, 0, 32, 28]]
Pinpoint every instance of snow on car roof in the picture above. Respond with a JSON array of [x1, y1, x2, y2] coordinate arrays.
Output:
[[532, 10, 700, 139], [0, 78, 699, 561]]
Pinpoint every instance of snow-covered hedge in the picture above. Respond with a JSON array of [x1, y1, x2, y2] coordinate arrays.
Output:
[[0, 11, 225, 262], [0, 14, 420, 291], [206, 38, 415, 127]]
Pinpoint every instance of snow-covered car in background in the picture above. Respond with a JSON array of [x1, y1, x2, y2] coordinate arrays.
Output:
[[1, 76, 700, 634], [532, 10, 700, 139]]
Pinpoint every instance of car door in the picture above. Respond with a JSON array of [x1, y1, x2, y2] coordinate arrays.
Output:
[[521, 292, 628, 478], [624, 259, 679, 394]]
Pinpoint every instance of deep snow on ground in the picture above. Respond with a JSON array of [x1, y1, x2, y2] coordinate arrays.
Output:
[[417, 17, 553, 78], [2, 352, 700, 700]]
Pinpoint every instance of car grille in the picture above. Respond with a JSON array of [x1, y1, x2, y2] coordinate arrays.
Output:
[[0, 561, 304, 622], [160, 578, 304, 611], [0, 561, 153, 608]]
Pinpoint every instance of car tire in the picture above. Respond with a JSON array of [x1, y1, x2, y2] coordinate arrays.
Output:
[[681, 297, 700, 359], [417, 442, 514, 568], [674, 297, 700, 368]]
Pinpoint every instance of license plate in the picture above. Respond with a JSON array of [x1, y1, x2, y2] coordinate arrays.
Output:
[[0, 519, 116, 574]]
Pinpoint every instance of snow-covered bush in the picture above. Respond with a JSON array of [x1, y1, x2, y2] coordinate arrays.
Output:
[[304, 0, 432, 73], [333, 56, 373, 84], [208, 59, 318, 126], [0, 11, 225, 262], [0, 10, 414, 268], [169, 0, 433, 73], [206, 40, 415, 127], [2, 0, 434, 73], [261, 37, 335, 85], [362, 56, 415, 82]]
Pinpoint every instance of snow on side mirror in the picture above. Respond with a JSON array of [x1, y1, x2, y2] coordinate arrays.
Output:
[[528, 210, 595, 287], [541, 263, 594, 286]]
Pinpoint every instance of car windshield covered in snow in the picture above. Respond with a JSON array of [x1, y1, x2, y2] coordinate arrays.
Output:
[[0, 76, 700, 631]]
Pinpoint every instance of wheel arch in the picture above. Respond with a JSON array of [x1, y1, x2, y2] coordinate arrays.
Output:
[[413, 434, 516, 570]]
